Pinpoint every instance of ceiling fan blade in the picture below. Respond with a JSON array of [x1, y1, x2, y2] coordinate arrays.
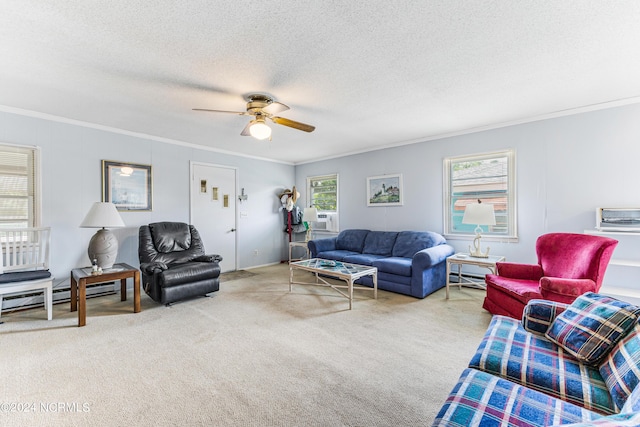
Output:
[[262, 102, 289, 115], [240, 121, 252, 136], [271, 116, 315, 133], [192, 108, 247, 115]]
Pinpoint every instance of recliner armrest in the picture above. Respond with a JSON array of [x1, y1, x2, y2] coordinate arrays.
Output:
[[539, 277, 597, 304], [496, 262, 543, 280], [193, 254, 223, 263], [140, 261, 168, 275]]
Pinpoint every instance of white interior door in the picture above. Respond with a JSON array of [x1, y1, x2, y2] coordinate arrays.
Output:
[[190, 162, 237, 272]]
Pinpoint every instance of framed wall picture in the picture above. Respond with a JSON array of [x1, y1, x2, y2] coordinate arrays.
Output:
[[102, 160, 153, 211], [367, 174, 403, 207]]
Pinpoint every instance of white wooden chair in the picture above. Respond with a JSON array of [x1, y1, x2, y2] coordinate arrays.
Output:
[[0, 227, 53, 321]]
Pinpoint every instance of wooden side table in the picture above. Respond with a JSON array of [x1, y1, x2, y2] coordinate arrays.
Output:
[[446, 253, 505, 299], [70, 263, 141, 327]]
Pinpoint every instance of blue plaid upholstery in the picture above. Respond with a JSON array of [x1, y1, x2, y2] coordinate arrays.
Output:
[[545, 293, 640, 365], [599, 324, 640, 411], [557, 411, 640, 426], [431, 368, 599, 427], [522, 299, 569, 336], [470, 315, 616, 414]]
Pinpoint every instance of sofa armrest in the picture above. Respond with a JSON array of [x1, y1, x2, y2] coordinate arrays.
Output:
[[496, 262, 543, 280], [521, 299, 568, 336], [307, 237, 337, 257], [539, 277, 597, 303], [412, 244, 455, 269], [193, 254, 223, 263]]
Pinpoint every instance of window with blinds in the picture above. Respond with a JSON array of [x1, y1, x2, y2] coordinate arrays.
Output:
[[307, 174, 338, 212], [0, 144, 40, 228], [443, 150, 517, 240]]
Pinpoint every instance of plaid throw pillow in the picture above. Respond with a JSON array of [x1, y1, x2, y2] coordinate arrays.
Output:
[[599, 324, 640, 411], [545, 293, 640, 365]]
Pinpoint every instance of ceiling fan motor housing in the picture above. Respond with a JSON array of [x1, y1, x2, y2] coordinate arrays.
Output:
[[247, 95, 272, 116]]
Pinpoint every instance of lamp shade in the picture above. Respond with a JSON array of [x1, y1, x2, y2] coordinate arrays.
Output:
[[249, 119, 272, 140], [80, 202, 125, 228], [303, 207, 318, 222], [462, 202, 496, 226]]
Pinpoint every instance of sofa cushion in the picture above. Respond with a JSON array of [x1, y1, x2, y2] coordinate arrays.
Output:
[[342, 253, 386, 266], [470, 315, 615, 414], [373, 257, 412, 277], [0, 270, 51, 284], [315, 250, 359, 262], [335, 229, 369, 253], [599, 323, 640, 411], [362, 231, 398, 256], [432, 368, 598, 427], [546, 292, 640, 365], [391, 231, 444, 258], [485, 275, 542, 304]]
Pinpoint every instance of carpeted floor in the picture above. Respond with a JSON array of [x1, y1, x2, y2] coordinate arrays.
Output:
[[220, 269, 257, 282], [0, 263, 491, 427]]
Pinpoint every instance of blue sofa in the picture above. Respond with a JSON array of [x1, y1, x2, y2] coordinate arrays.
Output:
[[307, 229, 455, 298]]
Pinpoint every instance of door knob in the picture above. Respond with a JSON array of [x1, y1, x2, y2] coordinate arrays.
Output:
[[230, 228, 236, 232]]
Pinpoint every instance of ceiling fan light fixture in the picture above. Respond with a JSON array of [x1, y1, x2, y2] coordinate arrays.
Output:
[[249, 118, 271, 140]]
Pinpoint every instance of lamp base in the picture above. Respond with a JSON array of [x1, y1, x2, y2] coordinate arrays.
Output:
[[468, 233, 491, 258], [88, 228, 119, 269]]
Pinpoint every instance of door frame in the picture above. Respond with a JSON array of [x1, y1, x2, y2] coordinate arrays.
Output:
[[189, 161, 239, 272]]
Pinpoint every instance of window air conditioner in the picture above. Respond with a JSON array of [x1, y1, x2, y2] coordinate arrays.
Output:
[[596, 208, 640, 232], [314, 212, 339, 233]]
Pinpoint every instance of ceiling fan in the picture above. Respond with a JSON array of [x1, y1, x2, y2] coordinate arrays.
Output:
[[193, 94, 315, 140]]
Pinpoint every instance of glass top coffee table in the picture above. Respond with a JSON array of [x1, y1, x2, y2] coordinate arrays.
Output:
[[289, 258, 377, 310]]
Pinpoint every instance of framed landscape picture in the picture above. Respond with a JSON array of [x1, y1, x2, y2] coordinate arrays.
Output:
[[102, 160, 153, 211], [367, 174, 403, 206]]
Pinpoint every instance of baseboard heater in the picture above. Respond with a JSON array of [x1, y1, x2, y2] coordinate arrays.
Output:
[[448, 271, 486, 282], [1, 282, 117, 313]]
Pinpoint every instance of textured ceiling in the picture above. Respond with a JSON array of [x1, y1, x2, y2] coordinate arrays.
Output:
[[1, 1, 640, 164]]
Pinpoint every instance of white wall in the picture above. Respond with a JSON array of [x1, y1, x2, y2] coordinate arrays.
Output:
[[295, 102, 640, 290], [0, 110, 295, 292]]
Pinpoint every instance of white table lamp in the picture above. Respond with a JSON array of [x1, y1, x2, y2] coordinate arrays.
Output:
[[462, 200, 496, 258], [303, 207, 318, 241], [80, 202, 125, 269]]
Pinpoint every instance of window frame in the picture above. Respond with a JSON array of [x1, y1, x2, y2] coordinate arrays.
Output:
[[306, 173, 339, 213], [443, 149, 517, 242], [0, 143, 41, 229]]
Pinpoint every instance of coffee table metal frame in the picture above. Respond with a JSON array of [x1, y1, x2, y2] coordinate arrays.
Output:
[[289, 258, 377, 309]]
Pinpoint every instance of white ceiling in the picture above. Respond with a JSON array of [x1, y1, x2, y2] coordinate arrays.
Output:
[[1, 1, 640, 164]]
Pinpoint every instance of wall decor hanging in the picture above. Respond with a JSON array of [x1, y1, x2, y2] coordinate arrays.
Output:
[[102, 160, 153, 211], [367, 174, 403, 207]]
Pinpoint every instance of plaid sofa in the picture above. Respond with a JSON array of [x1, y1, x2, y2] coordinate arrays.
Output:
[[433, 297, 640, 426]]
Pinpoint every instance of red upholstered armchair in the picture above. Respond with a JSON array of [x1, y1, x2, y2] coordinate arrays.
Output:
[[483, 232, 618, 319]]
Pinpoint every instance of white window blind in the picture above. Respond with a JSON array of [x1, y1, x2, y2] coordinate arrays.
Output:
[[0, 144, 39, 228]]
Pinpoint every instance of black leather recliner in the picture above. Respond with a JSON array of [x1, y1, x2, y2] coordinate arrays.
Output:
[[138, 222, 222, 305]]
